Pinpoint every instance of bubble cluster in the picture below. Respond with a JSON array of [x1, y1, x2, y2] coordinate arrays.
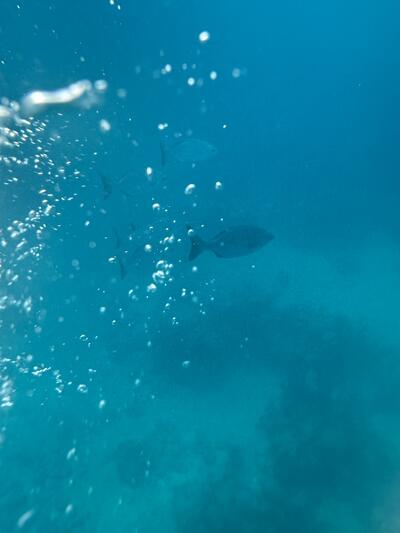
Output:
[[20, 79, 107, 117], [0, 80, 107, 415]]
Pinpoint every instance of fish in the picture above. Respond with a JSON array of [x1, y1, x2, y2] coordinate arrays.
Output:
[[112, 224, 139, 279], [187, 225, 274, 261], [116, 254, 128, 279], [160, 138, 217, 166], [99, 171, 113, 199], [98, 169, 135, 200], [116, 249, 142, 279]]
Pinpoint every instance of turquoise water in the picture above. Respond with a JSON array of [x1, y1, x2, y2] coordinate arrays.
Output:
[[1, 1, 400, 531]]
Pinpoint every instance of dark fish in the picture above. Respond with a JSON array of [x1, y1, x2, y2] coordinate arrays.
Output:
[[113, 224, 138, 279], [116, 254, 127, 279], [113, 223, 135, 249], [99, 171, 113, 199], [187, 225, 274, 261]]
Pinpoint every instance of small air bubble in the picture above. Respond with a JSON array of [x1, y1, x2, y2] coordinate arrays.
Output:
[[184, 183, 196, 195], [199, 31, 210, 43], [17, 510, 35, 529], [99, 119, 111, 132], [147, 283, 157, 293], [66, 448, 76, 460], [94, 79, 108, 92]]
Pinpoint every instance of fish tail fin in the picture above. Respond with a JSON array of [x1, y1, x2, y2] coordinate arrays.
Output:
[[187, 225, 207, 261], [160, 140, 167, 167], [116, 254, 127, 279]]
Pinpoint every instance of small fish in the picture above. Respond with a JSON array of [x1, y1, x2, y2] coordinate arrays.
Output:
[[112, 223, 136, 249], [116, 245, 145, 279], [99, 171, 113, 199], [161, 138, 217, 166], [187, 225, 274, 261], [116, 254, 128, 279]]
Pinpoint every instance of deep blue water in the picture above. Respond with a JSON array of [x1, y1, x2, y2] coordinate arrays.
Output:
[[1, 1, 400, 531]]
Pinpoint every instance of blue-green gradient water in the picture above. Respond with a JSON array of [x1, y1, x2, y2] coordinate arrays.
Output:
[[1, 1, 400, 531]]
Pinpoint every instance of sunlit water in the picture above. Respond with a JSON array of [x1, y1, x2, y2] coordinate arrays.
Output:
[[1, 1, 400, 532]]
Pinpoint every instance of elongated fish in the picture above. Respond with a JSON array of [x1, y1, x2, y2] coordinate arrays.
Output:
[[187, 225, 274, 261], [160, 138, 217, 166]]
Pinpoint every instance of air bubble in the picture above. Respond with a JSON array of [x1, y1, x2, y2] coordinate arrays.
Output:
[[199, 31, 210, 43], [184, 183, 196, 195], [99, 119, 111, 132]]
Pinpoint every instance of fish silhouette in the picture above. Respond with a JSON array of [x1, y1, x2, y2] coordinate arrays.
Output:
[[187, 225, 274, 260]]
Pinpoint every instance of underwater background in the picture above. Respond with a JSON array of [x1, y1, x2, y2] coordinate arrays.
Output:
[[1, 0, 400, 531]]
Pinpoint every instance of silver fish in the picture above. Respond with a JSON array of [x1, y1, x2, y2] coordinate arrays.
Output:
[[188, 225, 274, 261], [161, 138, 217, 165]]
